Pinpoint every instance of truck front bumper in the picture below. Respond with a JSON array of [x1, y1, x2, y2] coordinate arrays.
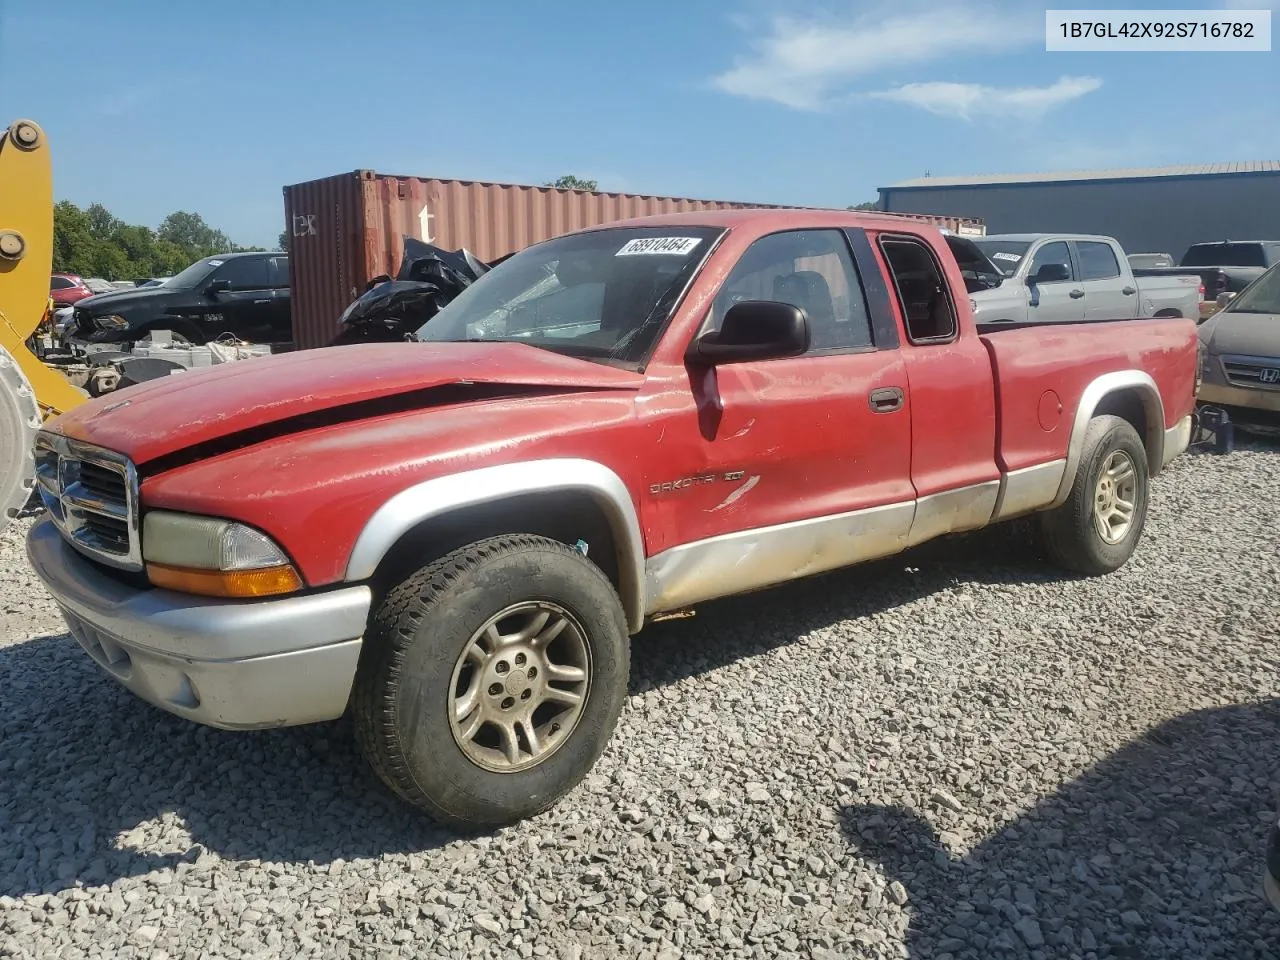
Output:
[[26, 517, 371, 730]]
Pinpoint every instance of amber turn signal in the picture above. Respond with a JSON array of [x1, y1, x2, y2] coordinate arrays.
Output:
[[146, 562, 303, 598]]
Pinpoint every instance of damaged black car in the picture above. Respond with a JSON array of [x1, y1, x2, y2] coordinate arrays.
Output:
[[331, 238, 501, 345]]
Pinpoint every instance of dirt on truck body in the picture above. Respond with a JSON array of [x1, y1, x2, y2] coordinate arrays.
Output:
[[26, 208, 1198, 829]]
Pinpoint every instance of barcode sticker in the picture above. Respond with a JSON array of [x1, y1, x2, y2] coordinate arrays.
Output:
[[616, 237, 702, 256]]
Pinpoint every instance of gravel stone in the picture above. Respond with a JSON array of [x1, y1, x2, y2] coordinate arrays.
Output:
[[3, 442, 1280, 959]]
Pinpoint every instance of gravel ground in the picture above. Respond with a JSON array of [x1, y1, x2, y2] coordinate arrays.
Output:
[[2, 439, 1279, 960]]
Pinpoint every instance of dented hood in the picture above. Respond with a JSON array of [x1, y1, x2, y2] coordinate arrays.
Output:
[[47, 341, 644, 466]]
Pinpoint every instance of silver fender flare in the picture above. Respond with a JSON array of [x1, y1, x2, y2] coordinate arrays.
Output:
[[344, 458, 647, 633], [1051, 370, 1166, 508]]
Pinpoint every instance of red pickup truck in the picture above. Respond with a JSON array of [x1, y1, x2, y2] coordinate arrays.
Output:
[[27, 210, 1198, 829]]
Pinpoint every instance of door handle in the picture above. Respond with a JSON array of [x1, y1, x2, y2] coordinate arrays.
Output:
[[1121, 286, 1136, 295], [869, 387, 904, 413], [253, 299, 271, 304], [1069, 289, 1085, 299]]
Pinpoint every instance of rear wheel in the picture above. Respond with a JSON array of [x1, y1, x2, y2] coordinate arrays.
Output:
[[352, 534, 630, 829], [1037, 415, 1149, 575]]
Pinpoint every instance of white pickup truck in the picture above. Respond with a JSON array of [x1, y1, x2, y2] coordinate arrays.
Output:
[[967, 233, 1202, 325]]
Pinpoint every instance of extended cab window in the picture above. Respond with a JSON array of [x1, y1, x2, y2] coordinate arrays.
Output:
[[709, 229, 873, 352], [212, 257, 270, 291], [880, 237, 957, 343], [1078, 241, 1121, 280], [1029, 242, 1075, 283]]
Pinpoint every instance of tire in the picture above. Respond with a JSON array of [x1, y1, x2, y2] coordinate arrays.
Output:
[[1036, 415, 1149, 575], [351, 534, 630, 830]]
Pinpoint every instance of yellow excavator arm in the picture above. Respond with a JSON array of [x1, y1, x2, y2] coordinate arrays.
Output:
[[1, 119, 85, 415], [1, 119, 86, 530]]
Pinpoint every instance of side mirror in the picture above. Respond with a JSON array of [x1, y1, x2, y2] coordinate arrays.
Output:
[[1031, 262, 1071, 284], [205, 279, 232, 295], [1216, 291, 1236, 308], [688, 300, 810, 365]]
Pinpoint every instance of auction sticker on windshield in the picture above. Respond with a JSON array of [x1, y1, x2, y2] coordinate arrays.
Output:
[[616, 237, 702, 256], [992, 252, 1022, 263]]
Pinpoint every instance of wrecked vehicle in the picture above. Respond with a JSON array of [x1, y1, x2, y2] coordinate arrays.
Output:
[[330, 238, 494, 345], [27, 209, 1198, 830]]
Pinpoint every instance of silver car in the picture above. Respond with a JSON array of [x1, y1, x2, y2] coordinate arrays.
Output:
[[1198, 262, 1280, 433]]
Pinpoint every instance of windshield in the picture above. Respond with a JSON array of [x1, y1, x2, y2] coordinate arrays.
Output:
[[416, 226, 724, 367], [1181, 243, 1267, 268], [165, 257, 221, 290], [1225, 264, 1280, 315], [971, 240, 1031, 277]]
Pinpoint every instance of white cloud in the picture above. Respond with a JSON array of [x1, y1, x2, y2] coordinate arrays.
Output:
[[710, 6, 1041, 110], [868, 75, 1103, 121]]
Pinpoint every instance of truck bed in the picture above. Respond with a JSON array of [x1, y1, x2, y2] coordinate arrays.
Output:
[[977, 315, 1198, 476]]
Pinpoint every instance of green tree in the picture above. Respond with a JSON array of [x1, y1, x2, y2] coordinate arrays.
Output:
[[157, 210, 233, 258], [278, 229, 289, 252], [52, 201, 261, 280], [847, 200, 879, 211], [545, 175, 598, 192], [85, 202, 123, 239]]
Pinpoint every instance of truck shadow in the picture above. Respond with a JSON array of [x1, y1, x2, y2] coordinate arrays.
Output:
[[841, 698, 1280, 959], [627, 517, 1067, 692], [0, 522, 1066, 899]]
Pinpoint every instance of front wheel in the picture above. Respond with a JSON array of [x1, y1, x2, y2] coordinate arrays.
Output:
[[1036, 415, 1150, 575], [351, 534, 630, 829]]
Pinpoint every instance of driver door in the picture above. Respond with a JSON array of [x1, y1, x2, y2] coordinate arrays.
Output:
[[640, 228, 916, 609], [202, 256, 275, 342], [1023, 240, 1085, 323]]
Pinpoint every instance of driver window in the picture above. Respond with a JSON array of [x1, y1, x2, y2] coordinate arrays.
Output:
[[708, 229, 873, 352], [1028, 242, 1074, 283]]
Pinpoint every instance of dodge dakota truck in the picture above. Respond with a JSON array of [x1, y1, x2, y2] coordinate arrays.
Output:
[[26, 210, 1199, 829], [970, 233, 1201, 325]]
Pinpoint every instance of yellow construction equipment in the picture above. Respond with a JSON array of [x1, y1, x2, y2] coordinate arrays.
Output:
[[1, 119, 87, 533]]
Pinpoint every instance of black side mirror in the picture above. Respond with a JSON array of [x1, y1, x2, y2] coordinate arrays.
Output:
[[206, 279, 232, 295], [688, 300, 810, 365], [1031, 262, 1070, 284]]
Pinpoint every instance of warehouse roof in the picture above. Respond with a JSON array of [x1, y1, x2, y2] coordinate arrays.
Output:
[[887, 160, 1280, 189]]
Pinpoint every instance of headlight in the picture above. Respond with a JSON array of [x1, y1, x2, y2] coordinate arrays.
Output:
[[142, 511, 303, 598], [93, 314, 129, 331]]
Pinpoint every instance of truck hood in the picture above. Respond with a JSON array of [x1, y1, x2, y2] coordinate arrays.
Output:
[[46, 341, 645, 466], [75, 286, 178, 312], [1200, 310, 1280, 357]]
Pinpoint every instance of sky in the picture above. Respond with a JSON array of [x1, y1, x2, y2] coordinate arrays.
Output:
[[2, 0, 1277, 249]]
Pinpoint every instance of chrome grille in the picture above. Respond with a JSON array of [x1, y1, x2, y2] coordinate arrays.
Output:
[[34, 432, 142, 571], [1221, 355, 1280, 390]]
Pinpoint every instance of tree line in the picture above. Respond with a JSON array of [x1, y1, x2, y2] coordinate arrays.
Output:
[[53, 201, 273, 282]]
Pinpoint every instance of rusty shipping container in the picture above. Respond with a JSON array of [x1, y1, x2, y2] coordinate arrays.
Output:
[[281, 171, 984, 350]]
